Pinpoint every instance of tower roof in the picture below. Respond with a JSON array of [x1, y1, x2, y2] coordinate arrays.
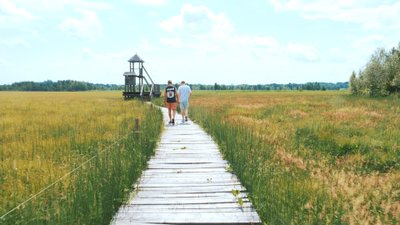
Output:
[[128, 54, 144, 63]]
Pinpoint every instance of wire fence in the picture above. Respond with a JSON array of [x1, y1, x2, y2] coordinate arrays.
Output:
[[0, 132, 131, 221]]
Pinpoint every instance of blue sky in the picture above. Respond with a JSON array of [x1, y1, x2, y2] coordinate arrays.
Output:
[[0, 0, 399, 85]]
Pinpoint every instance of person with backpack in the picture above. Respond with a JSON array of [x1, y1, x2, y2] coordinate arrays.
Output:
[[164, 80, 179, 125]]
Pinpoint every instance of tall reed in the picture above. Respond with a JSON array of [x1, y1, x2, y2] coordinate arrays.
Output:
[[0, 92, 162, 225]]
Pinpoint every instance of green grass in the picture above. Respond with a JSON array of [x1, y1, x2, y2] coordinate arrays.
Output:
[[190, 106, 343, 224]]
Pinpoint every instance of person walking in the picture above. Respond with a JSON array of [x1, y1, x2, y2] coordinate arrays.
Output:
[[164, 80, 179, 125], [178, 81, 192, 123]]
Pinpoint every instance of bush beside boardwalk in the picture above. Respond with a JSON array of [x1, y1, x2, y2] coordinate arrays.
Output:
[[0, 92, 163, 225], [189, 91, 400, 225]]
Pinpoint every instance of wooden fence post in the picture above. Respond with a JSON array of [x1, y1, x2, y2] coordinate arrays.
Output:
[[135, 117, 140, 133]]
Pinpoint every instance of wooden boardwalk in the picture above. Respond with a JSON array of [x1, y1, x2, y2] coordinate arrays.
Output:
[[111, 108, 261, 225]]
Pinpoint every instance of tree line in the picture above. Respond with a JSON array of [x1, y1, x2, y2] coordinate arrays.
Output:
[[0, 80, 348, 92], [0, 80, 122, 91], [350, 43, 400, 96], [190, 82, 348, 91]]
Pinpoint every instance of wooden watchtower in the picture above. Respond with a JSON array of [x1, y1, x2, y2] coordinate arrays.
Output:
[[122, 54, 160, 100]]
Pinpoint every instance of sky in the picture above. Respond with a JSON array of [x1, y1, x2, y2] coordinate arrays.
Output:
[[0, 0, 399, 85]]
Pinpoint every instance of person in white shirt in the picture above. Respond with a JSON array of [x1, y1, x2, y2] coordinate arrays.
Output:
[[177, 81, 192, 123]]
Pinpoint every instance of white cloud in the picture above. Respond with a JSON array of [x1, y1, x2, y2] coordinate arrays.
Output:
[[158, 3, 320, 63], [286, 42, 320, 62], [160, 4, 234, 37], [158, 4, 236, 56], [0, 0, 35, 26], [0, 0, 34, 19], [13, 0, 111, 11], [134, 0, 167, 6], [160, 14, 182, 32], [59, 9, 102, 39], [68, 0, 111, 10], [269, 0, 400, 29]]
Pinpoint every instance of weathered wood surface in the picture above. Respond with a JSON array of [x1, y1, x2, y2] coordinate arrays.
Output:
[[111, 108, 261, 225]]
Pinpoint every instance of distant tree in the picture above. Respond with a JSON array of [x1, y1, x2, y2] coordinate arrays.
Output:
[[349, 71, 359, 94], [302, 82, 323, 90], [387, 46, 400, 93], [214, 82, 221, 90]]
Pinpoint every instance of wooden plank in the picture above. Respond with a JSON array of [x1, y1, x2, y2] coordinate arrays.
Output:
[[155, 149, 220, 153], [146, 164, 227, 169], [140, 177, 238, 182], [154, 151, 221, 155], [154, 153, 221, 157], [137, 182, 242, 188], [146, 164, 228, 169], [147, 161, 227, 165], [159, 142, 218, 146], [154, 150, 221, 154], [129, 196, 250, 205], [156, 145, 218, 148], [117, 207, 257, 214], [121, 202, 254, 210], [141, 171, 235, 177], [147, 159, 228, 164], [139, 178, 240, 185], [133, 192, 249, 200], [143, 168, 228, 174], [162, 132, 205, 135], [155, 148, 220, 152], [118, 202, 255, 212], [157, 139, 215, 143], [137, 185, 246, 193], [161, 136, 211, 140], [142, 172, 229, 177], [113, 212, 261, 224]]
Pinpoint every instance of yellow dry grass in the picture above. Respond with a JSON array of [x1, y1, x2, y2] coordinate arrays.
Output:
[[0, 91, 145, 215]]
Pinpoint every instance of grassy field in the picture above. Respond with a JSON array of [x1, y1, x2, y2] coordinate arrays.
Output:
[[0, 92, 162, 225], [188, 91, 399, 225]]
